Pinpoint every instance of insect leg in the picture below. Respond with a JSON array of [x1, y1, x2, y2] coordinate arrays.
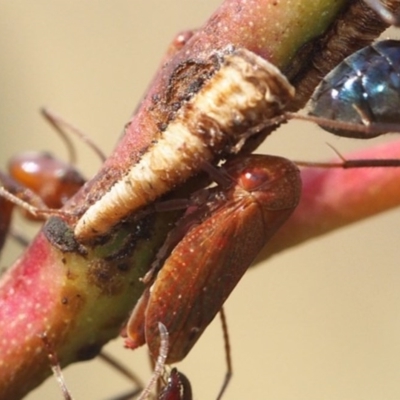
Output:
[[216, 307, 232, 400], [295, 144, 400, 169]]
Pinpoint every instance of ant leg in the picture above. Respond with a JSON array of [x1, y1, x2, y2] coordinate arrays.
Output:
[[99, 351, 145, 400], [284, 112, 400, 138], [295, 144, 400, 169], [0, 186, 67, 220], [296, 158, 400, 169], [100, 351, 145, 389], [7, 227, 30, 248]]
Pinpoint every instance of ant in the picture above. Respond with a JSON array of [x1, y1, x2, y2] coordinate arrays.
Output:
[[0, 108, 104, 250]]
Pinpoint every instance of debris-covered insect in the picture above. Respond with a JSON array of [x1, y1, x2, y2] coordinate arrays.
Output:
[[73, 21, 400, 245], [73, 47, 296, 243]]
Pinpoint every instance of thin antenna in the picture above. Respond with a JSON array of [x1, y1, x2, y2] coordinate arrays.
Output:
[[138, 322, 169, 400], [41, 107, 107, 163], [40, 333, 74, 400]]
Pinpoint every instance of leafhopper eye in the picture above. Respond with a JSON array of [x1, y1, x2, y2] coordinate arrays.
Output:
[[237, 168, 274, 192]]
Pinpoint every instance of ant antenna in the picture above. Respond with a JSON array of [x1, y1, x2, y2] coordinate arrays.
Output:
[[41, 108, 107, 164], [138, 322, 169, 400], [40, 333, 74, 400], [0, 187, 66, 219]]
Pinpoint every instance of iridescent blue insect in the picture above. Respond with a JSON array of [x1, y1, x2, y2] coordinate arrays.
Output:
[[309, 39, 400, 138]]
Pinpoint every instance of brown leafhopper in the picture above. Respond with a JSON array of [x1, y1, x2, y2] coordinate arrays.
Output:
[[124, 154, 301, 364]]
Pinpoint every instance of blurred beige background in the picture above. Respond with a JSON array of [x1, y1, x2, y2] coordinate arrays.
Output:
[[1, 2, 400, 399]]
